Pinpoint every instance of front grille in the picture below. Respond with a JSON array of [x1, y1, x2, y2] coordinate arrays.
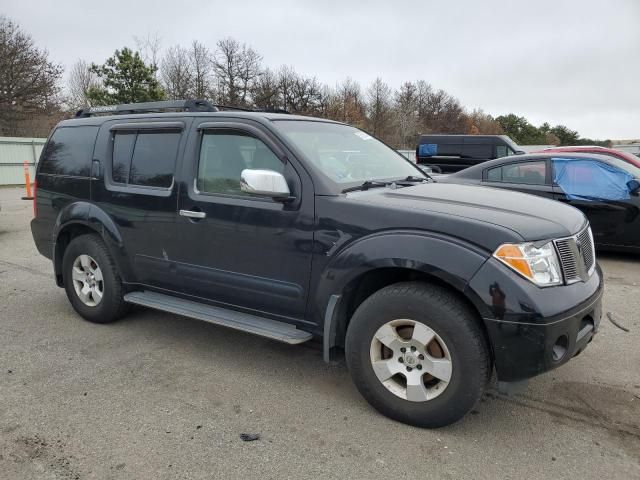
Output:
[[577, 227, 595, 274], [554, 226, 596, 284], [555, 238, 578, 282]]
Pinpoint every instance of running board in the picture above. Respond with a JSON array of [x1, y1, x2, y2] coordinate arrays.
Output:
[[124, 291, 313, 344]]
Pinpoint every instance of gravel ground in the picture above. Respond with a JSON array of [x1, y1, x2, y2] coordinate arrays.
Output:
[[1, 186, 639, 480]]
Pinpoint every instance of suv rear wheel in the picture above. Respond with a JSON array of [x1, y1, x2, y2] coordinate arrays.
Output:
[[345, 281, 490, 428], [62, 234, 129, 324]]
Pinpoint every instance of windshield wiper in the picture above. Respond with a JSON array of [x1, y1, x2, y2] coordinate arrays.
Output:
[[401, 175, 429, 183], [342, 180, 390, 193]]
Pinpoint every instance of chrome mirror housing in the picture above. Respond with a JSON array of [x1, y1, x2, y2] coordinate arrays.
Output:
[[240, 169, 291, 199]]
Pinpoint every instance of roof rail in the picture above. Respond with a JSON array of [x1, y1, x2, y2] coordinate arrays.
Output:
[[75, 99, 219, 118], [209, 105, 290, 114], [210, 104, 254, 112]]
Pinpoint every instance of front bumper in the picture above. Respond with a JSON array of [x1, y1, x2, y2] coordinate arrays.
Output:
[[467, 257, 604, 382]]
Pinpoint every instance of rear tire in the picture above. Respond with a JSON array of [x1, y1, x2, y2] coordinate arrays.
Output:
[[345, 281, 490, 428], [62, 234, 129, 324]]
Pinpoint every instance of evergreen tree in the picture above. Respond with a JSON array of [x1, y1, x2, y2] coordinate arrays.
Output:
[[87, 47, 165, 104]]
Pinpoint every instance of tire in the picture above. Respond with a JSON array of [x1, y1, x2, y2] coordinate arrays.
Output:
[[62, 234, 129, 324], [345, 281, 490, 428]]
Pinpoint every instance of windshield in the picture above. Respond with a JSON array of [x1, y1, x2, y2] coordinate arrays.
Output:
[[274, 120, 425, 185]]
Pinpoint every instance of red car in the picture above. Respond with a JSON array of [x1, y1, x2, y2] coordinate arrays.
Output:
[[537, 146, 640, 168]]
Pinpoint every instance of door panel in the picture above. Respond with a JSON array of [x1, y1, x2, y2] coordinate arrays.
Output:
[[550, 158, 640, 248], [174, 120, 314, 321], [91, 119, 188, 291], [553, 188, 638, 246]]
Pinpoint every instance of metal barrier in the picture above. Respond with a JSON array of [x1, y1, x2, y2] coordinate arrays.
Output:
[[0, 137, 46, 185]]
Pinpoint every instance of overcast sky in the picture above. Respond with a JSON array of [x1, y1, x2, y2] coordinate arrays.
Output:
[[5, 0, 640, 139]]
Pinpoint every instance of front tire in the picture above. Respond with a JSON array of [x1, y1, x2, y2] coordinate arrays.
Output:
[[62, 234, 129, 324], [345, 282, 490, 428]]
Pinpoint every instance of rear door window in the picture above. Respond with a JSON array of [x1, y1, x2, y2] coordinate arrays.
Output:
[[111, 131, 180, 188], [502, 161, 547, 185], [485, 160, 547, 185], [112, 132, 136, 184], [39, 126, 99, 176]]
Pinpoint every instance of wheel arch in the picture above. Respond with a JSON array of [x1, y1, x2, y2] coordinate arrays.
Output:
[[317, 232, 492, 363], [53, 203, 130, 287]]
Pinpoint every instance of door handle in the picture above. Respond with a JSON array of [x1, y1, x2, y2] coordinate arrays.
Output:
[[180, 209, 206, 219], [91, 159, 100, 178]]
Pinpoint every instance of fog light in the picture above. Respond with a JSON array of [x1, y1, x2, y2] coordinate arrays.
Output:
[[552, 335, 569, 362]]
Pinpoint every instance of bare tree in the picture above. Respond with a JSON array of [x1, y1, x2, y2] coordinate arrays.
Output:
[[238, 44, 262, 105], [423, 88, 466, 133], [465, 109, 504, 135], [251, 67, 281, 110], [213, 38, 262, 106], [161, 45, 193, 100], [332, 78, 364, 126], [189, 40, 213, 100], [277, 65, 298, 112], [0, 16, 62, 135], [393, 82, 419, 148], [66, 59, 100, 110], [291, 74, 324, 115], [134, 33, 162, 75], [366, 78, 392, 137]]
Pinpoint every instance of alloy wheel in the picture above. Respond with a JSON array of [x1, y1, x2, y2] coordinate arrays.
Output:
[[369, 319, 452, 402], [71, 254, 104, 307]]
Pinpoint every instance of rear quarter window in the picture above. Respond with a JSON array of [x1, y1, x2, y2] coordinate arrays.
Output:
[[39, 126, 99, 176]]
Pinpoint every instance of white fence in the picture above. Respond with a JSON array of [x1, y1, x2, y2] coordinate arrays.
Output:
[[0, 137, 46, 185]]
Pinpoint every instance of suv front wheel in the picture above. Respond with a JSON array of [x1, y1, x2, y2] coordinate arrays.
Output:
[[62, 234, 129, 324], [345, 282, 490, 428]]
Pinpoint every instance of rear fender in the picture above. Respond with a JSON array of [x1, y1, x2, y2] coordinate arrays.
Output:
[[52, 202, 132, 284]]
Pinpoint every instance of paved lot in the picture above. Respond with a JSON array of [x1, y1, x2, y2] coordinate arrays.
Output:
[[1, 186, 639, 480]]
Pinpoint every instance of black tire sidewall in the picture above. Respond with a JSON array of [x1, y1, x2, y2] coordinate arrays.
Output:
[[346, 283, 488, 428], [62, 235, 124, 323]]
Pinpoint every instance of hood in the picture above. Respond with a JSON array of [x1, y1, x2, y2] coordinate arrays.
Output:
[[349, 182, 586, 242]]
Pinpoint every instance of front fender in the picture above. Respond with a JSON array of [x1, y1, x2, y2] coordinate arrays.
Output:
[[314, 231, 491, 362], [314, 231, 489, 317], [322, 230, 487, 289]]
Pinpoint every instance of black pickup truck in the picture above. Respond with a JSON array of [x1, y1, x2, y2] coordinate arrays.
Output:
[[30, 100, 602, 427]]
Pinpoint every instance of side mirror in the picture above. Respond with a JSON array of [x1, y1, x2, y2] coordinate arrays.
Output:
[[240, 169, 291, 200], [627, 179, 640, 195]]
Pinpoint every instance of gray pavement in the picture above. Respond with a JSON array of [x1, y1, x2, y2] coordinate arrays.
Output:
[[1, 186, 639, 480]]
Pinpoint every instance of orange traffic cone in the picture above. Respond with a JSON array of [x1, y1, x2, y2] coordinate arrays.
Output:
[[21, 160, 34, 200]]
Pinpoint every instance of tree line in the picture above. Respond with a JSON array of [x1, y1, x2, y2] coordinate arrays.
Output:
[[1, 16, 610, 147]]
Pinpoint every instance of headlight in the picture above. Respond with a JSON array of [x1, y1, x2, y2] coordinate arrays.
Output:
[[493, 241, 563, 287]]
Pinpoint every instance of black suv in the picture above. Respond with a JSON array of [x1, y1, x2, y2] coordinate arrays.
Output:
[[31, 100, 603, 427], [416, 134, 525, 173]]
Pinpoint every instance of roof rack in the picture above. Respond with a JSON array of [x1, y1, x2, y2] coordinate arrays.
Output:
[[75, 99, 291, 118], [75, 99, 219, 118]]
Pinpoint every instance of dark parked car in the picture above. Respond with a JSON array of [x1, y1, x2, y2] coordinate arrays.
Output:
[[438, 152, 640, 253], [31, 100, 602, 427], [415, 134, 524, 173]]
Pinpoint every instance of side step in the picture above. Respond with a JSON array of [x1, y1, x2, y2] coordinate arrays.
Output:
[[124, 291, 313, 345]]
